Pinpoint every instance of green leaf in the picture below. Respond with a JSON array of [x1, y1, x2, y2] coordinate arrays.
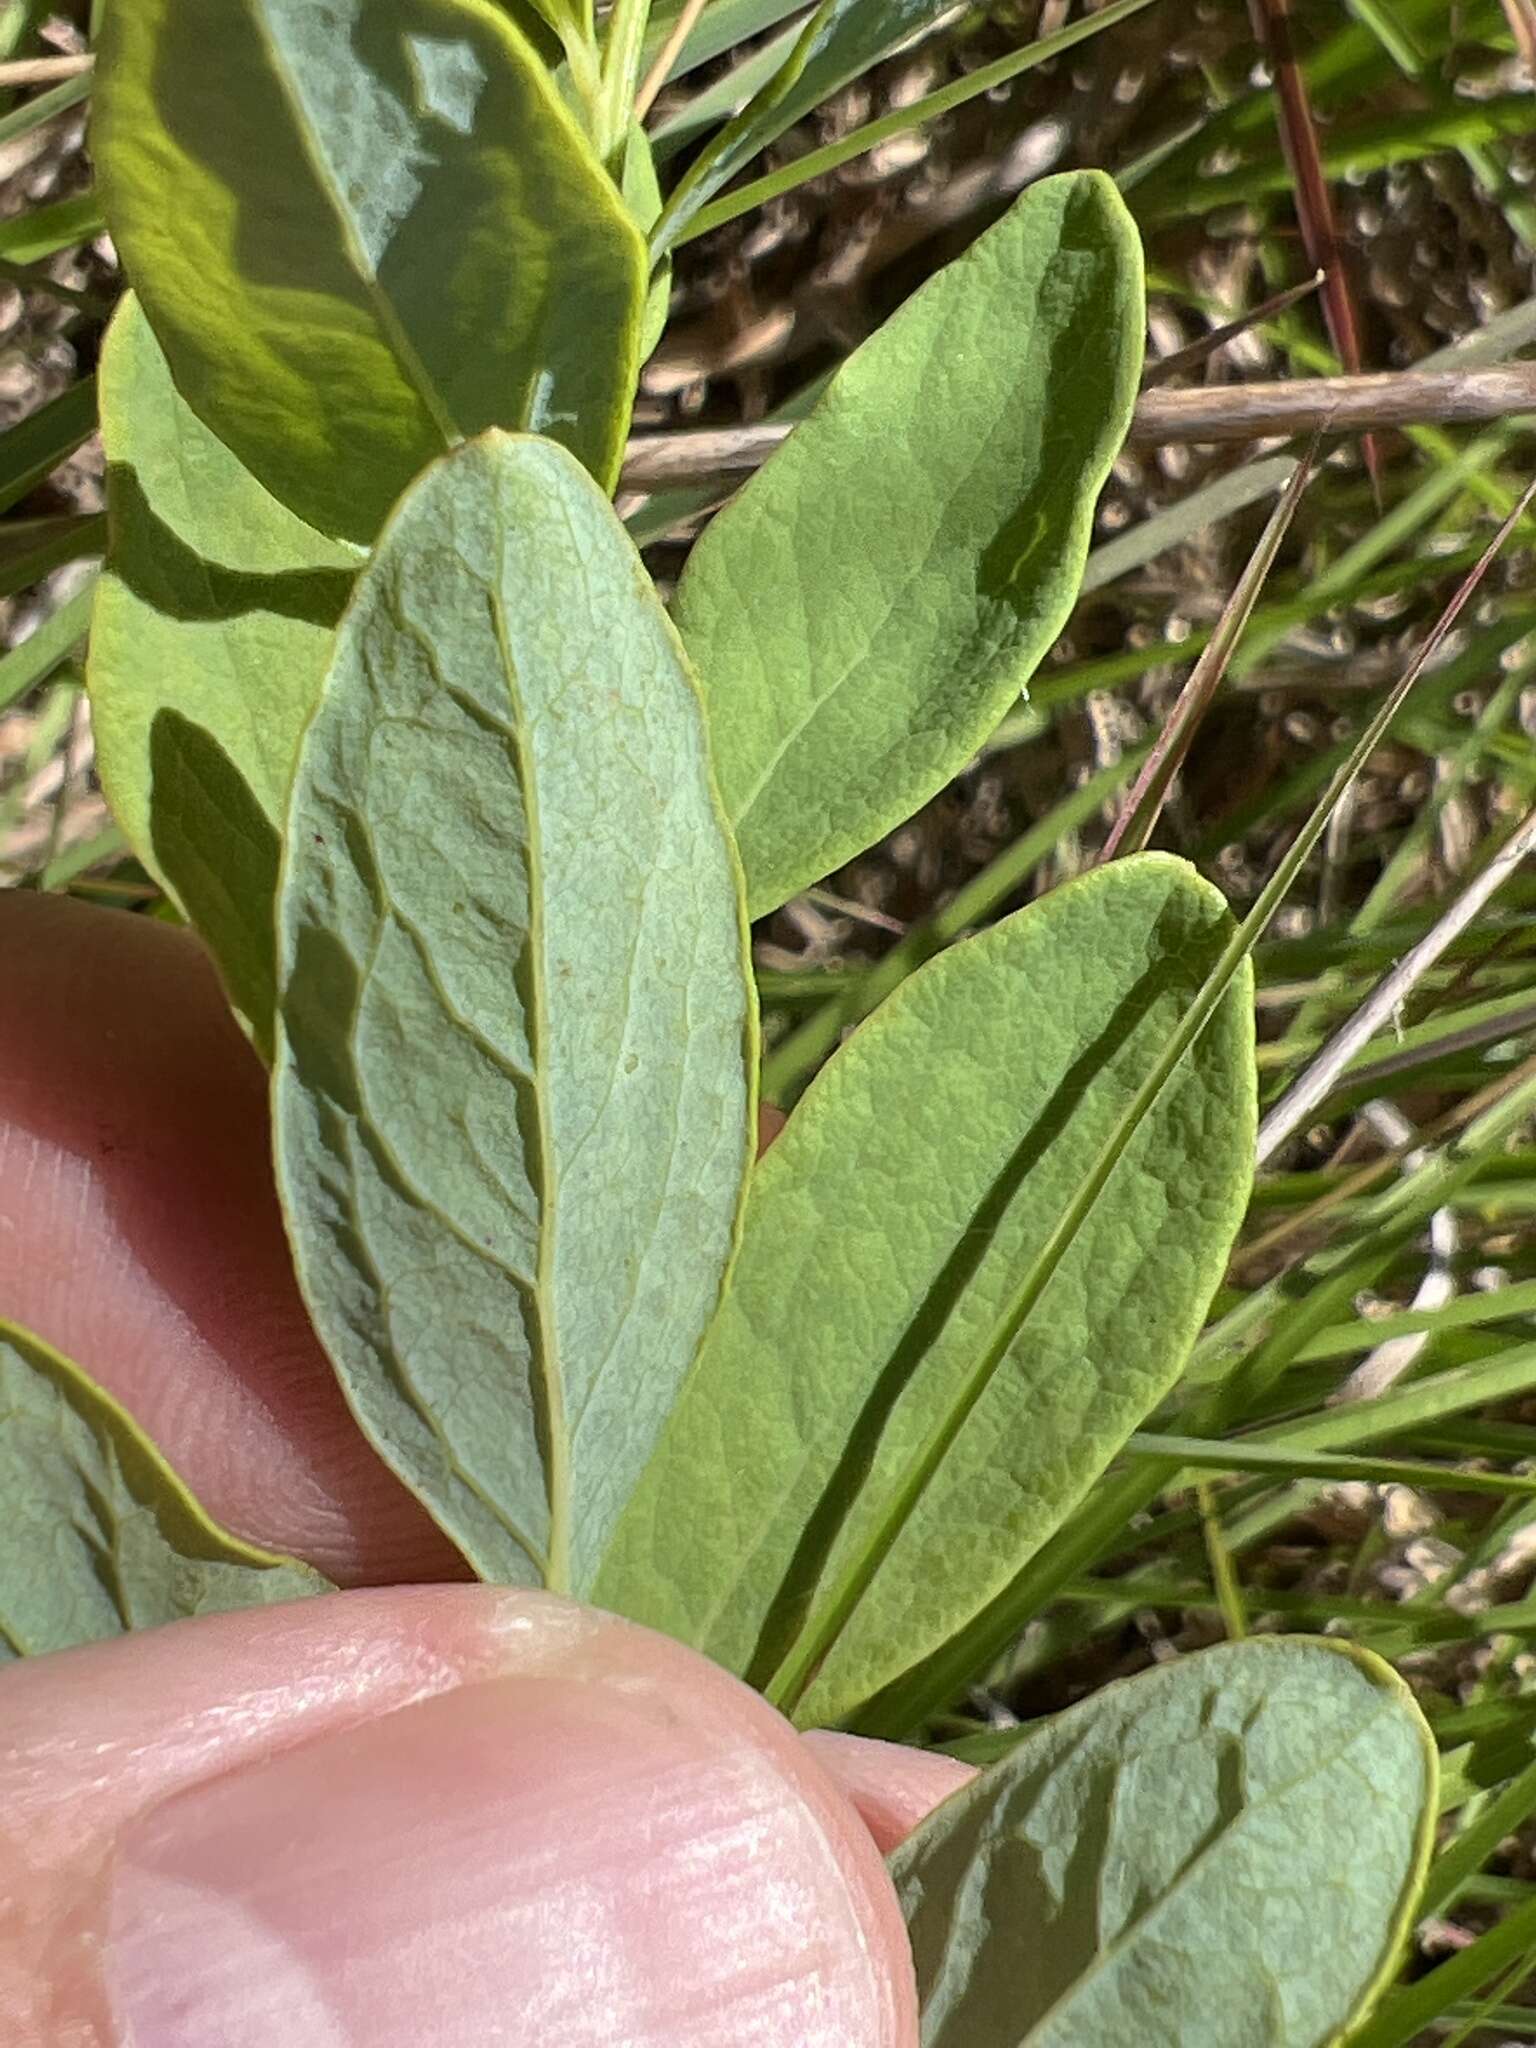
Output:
[[595, 854, 1253, 1727], [674, 171, 1143, 919], [620, 124, 670, 363], [0, 188, 103, 263], [273, 431, 754, 1595], [94, 0, 646, 543], [0, 375, 96, 519], [89, 296, 356, 1057], [0, 1319, 330, 1660], [890, 1638, 1435, 2048]]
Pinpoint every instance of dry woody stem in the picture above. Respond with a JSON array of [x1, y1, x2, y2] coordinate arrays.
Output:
[[620, 366, 1536, 488]]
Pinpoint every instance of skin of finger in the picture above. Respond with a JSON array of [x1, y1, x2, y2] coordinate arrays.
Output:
[[802, 1731, 978, 1854], [0, 891, 464, 1586], [0, 1585, 917, 2048]]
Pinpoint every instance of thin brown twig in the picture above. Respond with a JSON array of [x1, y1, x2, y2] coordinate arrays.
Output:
[[633, 0, 709, 122], [1257, 799, 1536, 1162], [1142, 272, 1325, 389], [0, 53, 92, 85], [1099, 442, 1318, 863], [619, 364, 1536, 487], [1247, 0, 1381, 492]]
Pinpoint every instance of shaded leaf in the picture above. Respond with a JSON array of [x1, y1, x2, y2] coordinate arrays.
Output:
[[892, 1638, 1434, 2048], [94, 0, 646, 543], [595, 855, 1253, 1727], [274, 431, 754, 1595], [89, 297, 356, 1055], [674, 172, 1143, 919], [0, 1319, 330, 1661]]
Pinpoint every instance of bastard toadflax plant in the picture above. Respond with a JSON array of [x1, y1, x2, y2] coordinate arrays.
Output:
[[0, 1, 1446, 2040]]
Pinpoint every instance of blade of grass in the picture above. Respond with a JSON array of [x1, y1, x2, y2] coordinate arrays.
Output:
[[669, 0, 1160, 244], [0, 579, 93, 715], [0, 378, 97, 520], [1344, 1893, 1536, 2048], [1295, 1278, 1536, 1363], [1141, 270, 1324, 386], [1100, 448, 1315, 862], [1259, 799, 1536, 1159], [1195, 1477, 1248, 1637], [1422, 1751, 1536, 1921], [0, 512, 104, 599], [0, 68, 89, 148], [0, 189, 102, 262], [1128, 1432, 1536, 1499]]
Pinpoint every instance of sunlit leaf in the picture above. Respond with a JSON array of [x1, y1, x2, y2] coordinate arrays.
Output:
[[674, 172, 1143, 918], [94, 0, 646, 542], [596, 855, 1253, 1727]]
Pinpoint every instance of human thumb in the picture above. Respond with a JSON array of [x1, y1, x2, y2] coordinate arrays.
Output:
[[1, 1585, 919, 2047]]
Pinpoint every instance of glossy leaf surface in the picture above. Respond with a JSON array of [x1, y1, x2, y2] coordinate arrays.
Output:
[[595, 856, 1253, 1726], [94, 0, 645, 542], [893, 1639, 1435, 2048], [0, 1320, 329, 1660], [90, 297, 356, 1056], [274, 432, 753, 1594], [674, 172, 1143, 918]]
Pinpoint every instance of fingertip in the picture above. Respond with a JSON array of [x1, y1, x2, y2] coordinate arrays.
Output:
[[5, 1588, 918, 2048], [0, 891, 463, 1584], [801, 1730, 978, 1853]]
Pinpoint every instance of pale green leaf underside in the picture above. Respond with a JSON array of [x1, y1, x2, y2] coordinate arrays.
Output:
[[90, 295, 356, 1057], [0, 1320, 329, 1661], [94, 0, 645, 544], [595, 855, 1253, 1727], [675, 170, 1144, 918], [274, 431, 754, 1595], [892, 1638, 1436, 2048]]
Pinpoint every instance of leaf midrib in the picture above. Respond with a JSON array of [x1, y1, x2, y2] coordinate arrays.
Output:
[[248, 0, 462, 455], [489, 573, 572, 1594]]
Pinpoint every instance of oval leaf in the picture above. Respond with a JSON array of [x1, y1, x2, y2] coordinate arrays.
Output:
[[595, 855, 1254, 1727], [93, 0, 646, 543], [0, 1320, 329, 1660], [674, 170, 1143, 919], [273, 431, 754, 1595], [90, 296, 358, 1056], [891, 1638, 1436, 2048]]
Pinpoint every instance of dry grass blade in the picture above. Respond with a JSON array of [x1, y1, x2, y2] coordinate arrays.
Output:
[[1246, 0, 1380, 489], [634, 0, 710, 122], [1142, 272, 1323, 388], [1501, 0, 1536, 74], [0, 54, 92, 86], [1099, 445, 1316, 863], [1258, 799, 1536, 1163]]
